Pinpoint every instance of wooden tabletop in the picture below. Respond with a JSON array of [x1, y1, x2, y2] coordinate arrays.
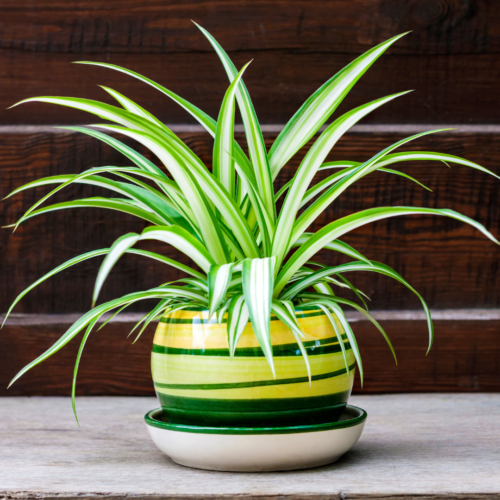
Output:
[[0, 394, 499, 499]]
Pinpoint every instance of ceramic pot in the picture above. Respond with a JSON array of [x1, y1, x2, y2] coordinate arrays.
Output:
[[151, 306, 355, 427]]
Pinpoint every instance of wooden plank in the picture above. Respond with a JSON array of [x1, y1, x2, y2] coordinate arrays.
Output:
[[1, 312, 499, 396], [1, 128, 499, 313], [1, 394, 499, 497], [1, 51, 500, 124], [0, 0, 498, 55]]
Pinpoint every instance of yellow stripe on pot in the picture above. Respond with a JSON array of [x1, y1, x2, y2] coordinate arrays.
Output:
[[154, 308, 344, 350], [154, 367, 355, 400], [151, 349, 354, 385]]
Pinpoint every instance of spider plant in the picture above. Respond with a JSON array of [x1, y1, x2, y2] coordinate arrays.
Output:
[[4, 25, 498, 415]]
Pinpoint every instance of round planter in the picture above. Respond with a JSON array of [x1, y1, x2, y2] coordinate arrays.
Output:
[[151, 306, 355, 427]]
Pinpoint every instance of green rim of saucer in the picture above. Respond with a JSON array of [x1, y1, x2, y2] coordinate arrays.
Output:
[[144, 404, 367, 435]]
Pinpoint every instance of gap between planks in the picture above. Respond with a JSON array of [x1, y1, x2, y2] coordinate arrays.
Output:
[[2, 124, 500, 134], [2, 309, 500, 326]]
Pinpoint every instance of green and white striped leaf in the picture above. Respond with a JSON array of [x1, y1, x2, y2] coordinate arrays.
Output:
[[302, 293, 397, 371], [271, 300, 311, 382], [301, 164, 432, 207], [280, 261, 380, 300], [291, 234, 372, 266], [13, 97, 231, 262], [195, 23, 275, 222], [74, 62, 254, 181], [175, 277, 209, 293], [281, 300, 301, 331], [213, 62, 251, 200], [371, 151, 500, 180], [139, 225, 216, 273], [59, 126, 164, 176], [227, 294, 249, 356], [324, 302, 364, 383], [290, 129, 453, 244], [275, 206, 499, 296], [335, 273, 369, 310], [127, 249, 205, 279], [208, 263, 235, 317], [92, 233, 141, 307], [15, 197, 167, 226], [10, 169, 195, 232], [305, 298, 363, 384], [232, 158, 273, 255], [8, 287, 207, 389], [95, 124, 260, 259], [72, 314, 103, 423], [100, 86, 169, 131], [292, 260, 433, 351], [132, 298, 173, 343], [268, 32, 409, 178], [58, 127, 195, 215], [2, 249, 108, 327], [216, 299, 231, 325], [97, 303, 132, 332], [315, 304, 350, 374], [2, 246, 205, 329], [242, 257, 276, 375], [313, 281, 336, 296], [272, 91, 409, 271]]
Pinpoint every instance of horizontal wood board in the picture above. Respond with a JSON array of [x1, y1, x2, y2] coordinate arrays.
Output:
[[1, 312, 499, 395], [1, 1, 500, 124], [2, 0, 498, 55], [1, 395, 500, 496], [1, 128, 499, 313]]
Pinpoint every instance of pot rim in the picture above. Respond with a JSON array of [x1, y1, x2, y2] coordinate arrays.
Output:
[[164, 304, 327, 313]]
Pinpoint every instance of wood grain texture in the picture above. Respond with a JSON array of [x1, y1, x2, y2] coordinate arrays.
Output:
[[0, 0, 497, 55], [1, 129, 499, 313], [1, 395, 499, 496], [1, 312, 499, 396], [2, 51, 500, 125]]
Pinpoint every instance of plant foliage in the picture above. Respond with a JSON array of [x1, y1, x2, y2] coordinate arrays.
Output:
[[4, 25, 498, 416]]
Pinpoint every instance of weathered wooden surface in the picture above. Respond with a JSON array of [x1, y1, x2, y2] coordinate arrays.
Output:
[[0, 394, 499, 498], [2, 128, 499, 313], [2, 311, 500, 396], [1, 1, 500, 124]]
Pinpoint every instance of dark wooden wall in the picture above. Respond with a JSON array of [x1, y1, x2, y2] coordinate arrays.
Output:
[[1, 0, 499, 396]]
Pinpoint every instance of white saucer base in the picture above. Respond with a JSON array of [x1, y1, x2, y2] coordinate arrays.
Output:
[[145, 406, 366, 472]]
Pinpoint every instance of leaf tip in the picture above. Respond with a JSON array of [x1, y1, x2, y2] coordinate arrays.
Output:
[[7, 375, 17, 389], [7, 100, 25, 110]]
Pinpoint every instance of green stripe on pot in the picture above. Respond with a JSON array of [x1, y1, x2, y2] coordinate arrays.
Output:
[[152, 339, 351, 357], [144, 405, 367, 435], [157, 390, 351, 412], [154, 363, 356, 390]]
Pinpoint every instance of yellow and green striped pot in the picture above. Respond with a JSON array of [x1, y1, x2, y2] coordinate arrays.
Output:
[[151, 306, 356, 427]]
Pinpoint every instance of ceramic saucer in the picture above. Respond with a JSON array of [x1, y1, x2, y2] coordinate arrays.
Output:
[[145, 404, 367, 471]]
